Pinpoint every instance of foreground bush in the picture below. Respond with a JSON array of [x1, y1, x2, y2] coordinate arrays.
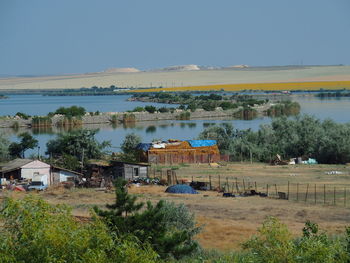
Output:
[[0, 196, 158, 263], [95, 178, 200, 260]]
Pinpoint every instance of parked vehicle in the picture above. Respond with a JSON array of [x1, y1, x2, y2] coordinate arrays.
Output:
[[28, 181, 48, 191]]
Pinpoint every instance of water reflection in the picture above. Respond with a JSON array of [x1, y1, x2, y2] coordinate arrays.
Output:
[[145, 126, 157, 133]]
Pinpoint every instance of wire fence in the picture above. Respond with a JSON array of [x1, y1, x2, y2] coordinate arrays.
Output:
[[149, 169, 350, 208]]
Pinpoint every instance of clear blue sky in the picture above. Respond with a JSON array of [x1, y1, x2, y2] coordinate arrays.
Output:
[[1, 0, 349, 75]]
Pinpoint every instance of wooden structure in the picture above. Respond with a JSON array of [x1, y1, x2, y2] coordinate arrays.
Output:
[[87, 160, 149, 186], [137, 139, 228, 164], [111, 161, 149, 181]]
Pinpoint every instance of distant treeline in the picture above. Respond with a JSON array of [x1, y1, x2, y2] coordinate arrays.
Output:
[[316, 91, 350, 98], [199, 115, 350, 164], [132, 92, 266, 112]]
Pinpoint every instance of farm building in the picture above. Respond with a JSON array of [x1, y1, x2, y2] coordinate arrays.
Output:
[[110, 161, 149, 180], [137, 139, 228, 164], [87, 160, 149, 186], [0, 159, 52, 184], [51, 166, 82, 184]]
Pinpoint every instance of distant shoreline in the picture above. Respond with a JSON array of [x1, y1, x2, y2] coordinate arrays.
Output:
[[1, 65, 349, 91]]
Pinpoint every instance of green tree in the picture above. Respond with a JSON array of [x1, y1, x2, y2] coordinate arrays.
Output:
[[0, 196, 158, 263], [9, 132, 38, 158], [46, 129, 110, 161], [198, 123, 235, 153], [120, 133, 142, 162], [0, 133, 10, 161], [95, 178, 200, 259], [50, 105, 86, 117]]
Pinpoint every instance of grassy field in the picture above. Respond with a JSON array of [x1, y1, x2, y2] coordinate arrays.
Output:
[[1, 65, 350, 91], [2, 162, 350, 251]]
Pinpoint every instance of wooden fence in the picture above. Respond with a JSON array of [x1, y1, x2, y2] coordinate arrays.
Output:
[[148, 154, 229, 164]]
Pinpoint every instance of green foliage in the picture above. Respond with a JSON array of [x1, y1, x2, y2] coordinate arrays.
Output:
[[158, 107, 169, 113], [202, 101, 217, 111], [198, 123, 234, 153], [132, 106, 145, 112], [95, 179, 200, 260], [176, 111, 191, 120], [267, 100, 301, 117], [50, 105, 86, 117], [243, 217, 294, 262], [31, 116, 52, 127], [0, 196, 158, 263], [46, 129, 110, 161], [145, 105, 157, 113], [122, 113, 136, 123], [186, 102, 197, 112], [243, 217, 348, 263], [9, 132, 38, 158], [0, 133, 10, 161], [15, 112, 31, 119], [199, 115, 350, 164], [120, 133, 142, 161]]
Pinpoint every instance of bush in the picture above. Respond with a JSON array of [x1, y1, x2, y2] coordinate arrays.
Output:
[[158, 107, 169, 113], [0, 196, 158, 263], [53, 106, 86, 117], [15, 112, 31, 119], [145, 105, 157, 113], [132, 106, 145, 112]]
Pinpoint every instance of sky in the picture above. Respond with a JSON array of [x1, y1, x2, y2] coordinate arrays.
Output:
[[1, 0, 350, 75]]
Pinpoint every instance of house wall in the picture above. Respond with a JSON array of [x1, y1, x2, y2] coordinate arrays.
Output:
[[52, 170, 77, 183], [123, 164, 148, 180], [20, 160, 51, 182]]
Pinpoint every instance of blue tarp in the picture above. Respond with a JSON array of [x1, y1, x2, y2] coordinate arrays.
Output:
[[165, 184, 198, 194], [186, 140, 217, 147], [136, 143, 152, 151]]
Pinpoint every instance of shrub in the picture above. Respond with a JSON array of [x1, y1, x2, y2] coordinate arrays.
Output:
[[15, 112, 31, 119], [0, 196, 158, 263], [145, 105, 157, 113], [54, 106, 86, 117], [132, 106, 145, 112], [158, 107, 169, 113]]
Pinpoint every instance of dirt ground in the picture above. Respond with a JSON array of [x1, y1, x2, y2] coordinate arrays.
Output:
[[2, 162, 350, 251]]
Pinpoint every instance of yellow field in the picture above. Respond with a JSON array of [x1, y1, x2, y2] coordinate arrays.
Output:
[[130, 80, 350, 93]]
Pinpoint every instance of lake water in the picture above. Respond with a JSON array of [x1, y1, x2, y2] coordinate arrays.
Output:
[[1, 94, 350, 156]]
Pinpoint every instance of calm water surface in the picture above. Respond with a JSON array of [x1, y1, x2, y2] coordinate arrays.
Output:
[[1, 94, 349, 156]]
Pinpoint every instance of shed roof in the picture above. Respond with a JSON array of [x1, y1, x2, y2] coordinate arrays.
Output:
[[51, 166, 83, 176], [0, 159, 34, 173], [111, 161, 150, 167]]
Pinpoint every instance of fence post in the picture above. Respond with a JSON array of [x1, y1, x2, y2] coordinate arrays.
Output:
[[266, 184, 269, 197], [243, 179, 246, 192], [218, 175, 221, 191], [297, 183, 299, 202], [209, 175, 212, 190], [305, 183, 309, 202], [255, 181, 257, 192], [324, 184, 326, 205], [287, 181, 290, 200], [344, 188, 347, 207], [314, 184, 317, 205], [235, 177, 239, 192], [226, 177, 229, 192], [274, 184, 278, 197]]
